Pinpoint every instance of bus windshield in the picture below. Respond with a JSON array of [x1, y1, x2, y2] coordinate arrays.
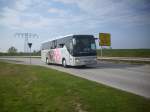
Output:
[[72, 35, 96, 56]]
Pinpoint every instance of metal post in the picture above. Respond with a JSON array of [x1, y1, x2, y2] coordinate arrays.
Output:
[[28, 43, 32, 64], [101, 46, 103, 60], [29, 47, 31, 64]]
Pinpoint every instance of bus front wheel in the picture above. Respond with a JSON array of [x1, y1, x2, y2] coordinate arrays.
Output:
[[62, 59, 67, 68]]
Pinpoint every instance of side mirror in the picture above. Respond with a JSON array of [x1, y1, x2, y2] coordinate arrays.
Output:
[[72, 38, 76, 45]]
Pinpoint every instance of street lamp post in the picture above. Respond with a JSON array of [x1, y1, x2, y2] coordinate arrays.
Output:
[[28, 43, 32, 64]]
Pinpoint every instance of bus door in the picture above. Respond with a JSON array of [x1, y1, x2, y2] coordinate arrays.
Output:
[[69, 40, 73, 65]]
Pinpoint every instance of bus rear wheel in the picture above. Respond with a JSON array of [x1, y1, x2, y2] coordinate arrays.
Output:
[[46, 58, 49, 65], [62, 59, 67, 68]]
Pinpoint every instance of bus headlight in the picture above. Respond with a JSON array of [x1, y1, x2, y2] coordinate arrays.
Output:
[[75, 58, 80, 63]]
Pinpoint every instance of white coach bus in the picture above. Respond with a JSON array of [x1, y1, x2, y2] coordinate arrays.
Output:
[[41, 34, 97, 67]]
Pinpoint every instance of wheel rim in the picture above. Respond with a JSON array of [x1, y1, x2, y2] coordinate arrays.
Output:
[[46, 58, 49, 64], [63, 60, 66, 67]]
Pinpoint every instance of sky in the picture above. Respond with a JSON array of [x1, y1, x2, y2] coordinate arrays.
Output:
[[0, 0, 150, 52]]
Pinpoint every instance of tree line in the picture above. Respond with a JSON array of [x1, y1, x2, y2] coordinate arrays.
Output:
[[0, 46, 41, 56]]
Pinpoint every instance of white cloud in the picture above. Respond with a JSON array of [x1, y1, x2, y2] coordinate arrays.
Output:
[[47, 7, 71, 17], [0, 7, 21, 29], [0, 0, 150, 51], [15, 0, 32, 11], [0, 0, 150, 31], [53, 0, 150, 26], [48, 7, 64, 14], [53, 0, 75, 4], [0, 0, 49, 29]]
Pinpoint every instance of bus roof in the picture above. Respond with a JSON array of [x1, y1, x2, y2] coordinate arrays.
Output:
[[41, 34, 94, 44], [41, 34, 73, 44]]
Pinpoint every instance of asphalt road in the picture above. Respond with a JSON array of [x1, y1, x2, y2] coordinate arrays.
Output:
[[0, 57, 150, 98]]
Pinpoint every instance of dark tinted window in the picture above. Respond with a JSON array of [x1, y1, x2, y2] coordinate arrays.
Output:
[[73, 35, 96, 56]]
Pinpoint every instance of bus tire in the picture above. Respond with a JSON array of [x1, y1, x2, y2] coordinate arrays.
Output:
[[62, 59, 67, 68], [46, 58, 49, 65]]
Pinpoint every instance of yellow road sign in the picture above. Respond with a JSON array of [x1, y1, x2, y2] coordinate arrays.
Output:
[[99, 33, 111, 46]]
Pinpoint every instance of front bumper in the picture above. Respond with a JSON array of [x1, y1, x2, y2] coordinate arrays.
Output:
[[74, 59, 97, 66]]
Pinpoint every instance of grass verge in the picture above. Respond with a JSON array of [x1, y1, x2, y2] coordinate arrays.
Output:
[[98, 58, 150, 65], [97, 49, 150, 57], [0, 61, 150, 112]]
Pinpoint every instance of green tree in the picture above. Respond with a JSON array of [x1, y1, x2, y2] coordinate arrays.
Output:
[[8, 46, 17, 54], [32, 50, 41, 56]]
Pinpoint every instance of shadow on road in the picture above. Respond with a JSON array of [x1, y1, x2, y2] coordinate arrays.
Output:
[[72, 60, 143, 69]]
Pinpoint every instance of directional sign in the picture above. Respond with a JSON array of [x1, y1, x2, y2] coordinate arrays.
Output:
[[28, 43, 32, 48], [99, 33, 111, 46]]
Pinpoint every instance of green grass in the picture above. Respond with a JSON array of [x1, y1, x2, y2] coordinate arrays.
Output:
[[97, 49, 150, 57], [0, 61, 150, 112]]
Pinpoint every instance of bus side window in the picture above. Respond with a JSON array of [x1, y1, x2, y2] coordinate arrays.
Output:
[[53, 40, 57, 48], [59, 44, 64, 48], [69, 42, 73, 54]]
